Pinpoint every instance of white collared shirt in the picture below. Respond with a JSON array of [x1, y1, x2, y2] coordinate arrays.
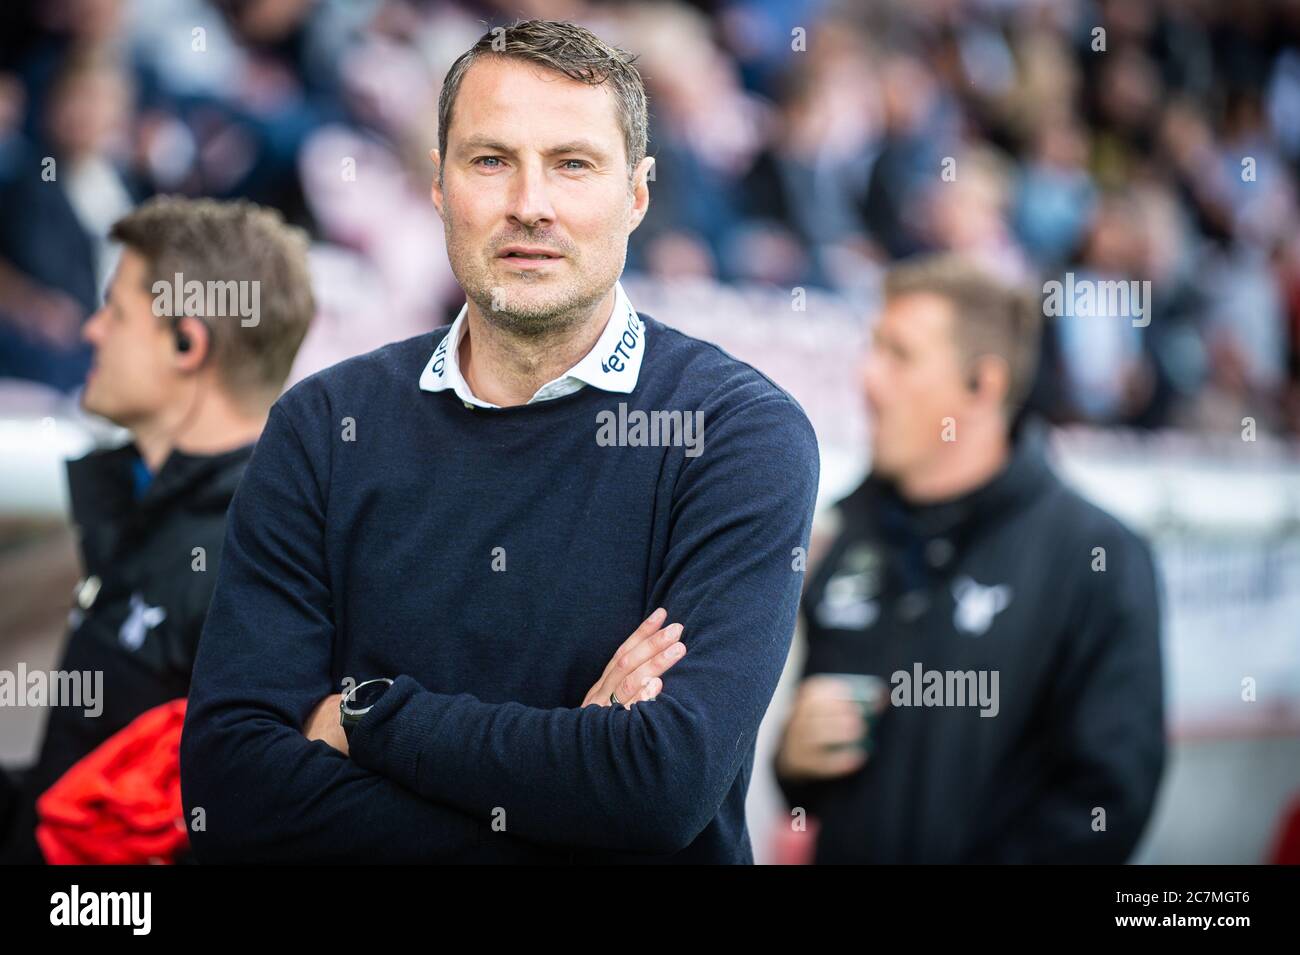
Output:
[[419, 281, 646, 408]]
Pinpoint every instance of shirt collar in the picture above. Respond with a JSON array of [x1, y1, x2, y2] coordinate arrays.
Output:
[[419, 281, 646, 408]]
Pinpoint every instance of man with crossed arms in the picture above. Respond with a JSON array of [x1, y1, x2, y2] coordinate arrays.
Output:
[[180, 19, 819, 863]]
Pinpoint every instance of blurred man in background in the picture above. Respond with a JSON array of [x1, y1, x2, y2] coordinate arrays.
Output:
[[775, 255, 1165, 863], [0, 196, 314, 862], [0, 51, 141, 392]]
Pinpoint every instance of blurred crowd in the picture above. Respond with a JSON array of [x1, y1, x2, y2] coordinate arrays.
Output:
[[2, 0, 1300, 434]]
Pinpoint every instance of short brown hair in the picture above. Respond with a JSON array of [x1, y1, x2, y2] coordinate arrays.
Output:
[[884, 255, 1042, 415], [110, 196, 315, 408], [437, 19, 648, 180]]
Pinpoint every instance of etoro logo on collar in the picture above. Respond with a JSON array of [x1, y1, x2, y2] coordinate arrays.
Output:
[[600, 309, 642, 374], [428, 333, 450, 377], [419, 281, 645, 404]]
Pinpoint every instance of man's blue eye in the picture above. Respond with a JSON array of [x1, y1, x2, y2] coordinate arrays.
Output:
[[475, 157, 502, 168], [562, 160, 588, 170]]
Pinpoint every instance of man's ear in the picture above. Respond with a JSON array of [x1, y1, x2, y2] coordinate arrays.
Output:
[[969, 354, 1010, 411], [628, 156, 654, 233], [173, 315, 211, 373], [429, 148, 445, 218]]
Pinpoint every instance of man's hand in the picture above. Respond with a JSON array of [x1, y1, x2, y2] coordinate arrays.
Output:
[[304, 692, 348, 755], [582, 607, 687, 709], [775, 676, 869, 780], [304, 609, 686, 755]]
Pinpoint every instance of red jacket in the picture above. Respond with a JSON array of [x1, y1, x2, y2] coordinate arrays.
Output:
[[36, 698, 190, 864]]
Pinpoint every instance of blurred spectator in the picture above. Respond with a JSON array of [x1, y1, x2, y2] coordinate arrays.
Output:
[[0, 51, 141, 392], [0, 0, 1295, 430]]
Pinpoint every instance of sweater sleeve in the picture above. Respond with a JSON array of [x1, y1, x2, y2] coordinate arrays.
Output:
[[348, 394, 820, 854], [179, 393, 498, 863]]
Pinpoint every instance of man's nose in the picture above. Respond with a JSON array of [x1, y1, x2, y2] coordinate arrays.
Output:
[[82, 307, 105, 345], [862, 349, 896, 417], [506, 159, 556, 230], [861, 349, 882, 401]]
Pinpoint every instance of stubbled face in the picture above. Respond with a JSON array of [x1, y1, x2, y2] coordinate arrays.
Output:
[[432, 56, 649, 337], [861, 292, 973, 480], [80, 250, 178, 427]]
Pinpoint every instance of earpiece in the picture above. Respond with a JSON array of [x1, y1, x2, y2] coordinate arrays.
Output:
[[171, 315, 192, 353], [171, 315, 211, 363]]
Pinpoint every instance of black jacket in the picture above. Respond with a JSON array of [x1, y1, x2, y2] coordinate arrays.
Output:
[[0, 440, 252, 863], [776, 419, 1166, 863]]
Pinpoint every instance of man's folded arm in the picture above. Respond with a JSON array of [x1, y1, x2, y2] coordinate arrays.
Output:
[[349, 394, 820, 854], [179, 392, 497, 863]]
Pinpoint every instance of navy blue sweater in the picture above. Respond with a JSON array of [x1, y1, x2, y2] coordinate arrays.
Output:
[[180, 314, 819, 863]]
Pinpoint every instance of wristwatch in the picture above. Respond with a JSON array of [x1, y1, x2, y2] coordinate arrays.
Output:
[[340, 678, 394, 743]]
